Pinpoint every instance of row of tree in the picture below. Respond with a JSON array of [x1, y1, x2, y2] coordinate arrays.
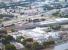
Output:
[[21, 38, 55, 50]]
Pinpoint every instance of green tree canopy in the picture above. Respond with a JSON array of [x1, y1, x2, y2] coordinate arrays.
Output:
[[32, 42, 43, 50], [21, 38, 33, 45], [5, 44, 17, 50], [2, 35, 14, 45], [43, 41, 55, 48]]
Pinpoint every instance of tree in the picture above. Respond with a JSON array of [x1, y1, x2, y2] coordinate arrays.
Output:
[[25, 43, 32, 50], [5, 44, 17, 50], [32, 42, 43, 50], [22, 38, 43, 50], [2, 35, 14, 45], [5, 35, 14, 41], [16, 36, 24, 42], [21, 38, 33, 45], [21, 39, 26, 46], [43, 41, 55, 48], [2, 38, 10, 45], [21, 38, 33, 50], [25, 38, 33, 42], [52, 10, 60, 17], [50, 25, 61, 30]]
